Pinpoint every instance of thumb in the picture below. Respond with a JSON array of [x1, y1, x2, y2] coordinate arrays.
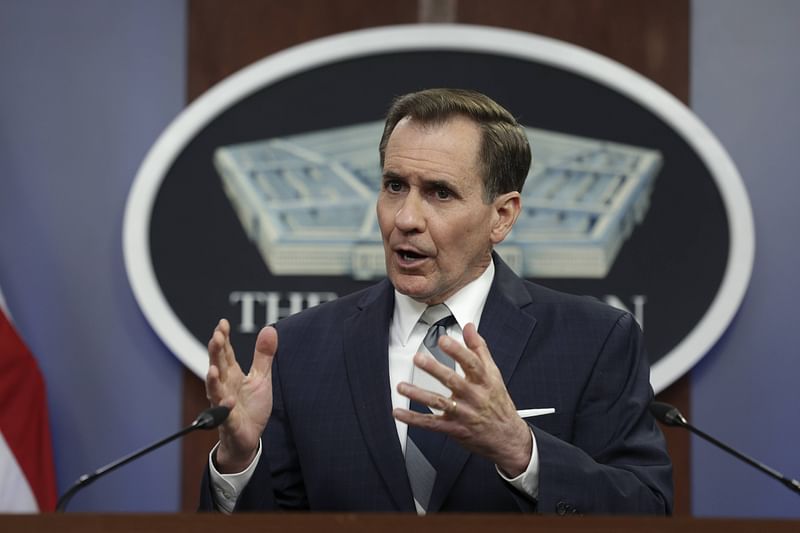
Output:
[[251, 325, 278, 375]]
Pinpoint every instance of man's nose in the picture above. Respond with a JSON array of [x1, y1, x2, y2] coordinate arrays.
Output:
[[395, 192, 426, 233]]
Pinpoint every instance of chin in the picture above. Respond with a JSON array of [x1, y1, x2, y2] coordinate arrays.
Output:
[[389, 274, 434, 302]]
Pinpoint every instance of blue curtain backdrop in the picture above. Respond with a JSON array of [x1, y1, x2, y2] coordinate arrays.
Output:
[[0, 0, 186, 512]]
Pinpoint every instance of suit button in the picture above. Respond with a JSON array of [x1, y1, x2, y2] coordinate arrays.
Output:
[[556, 501, 579, 515]]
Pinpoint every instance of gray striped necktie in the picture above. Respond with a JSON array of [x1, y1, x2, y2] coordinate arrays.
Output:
[[405, 304, 456, 514]]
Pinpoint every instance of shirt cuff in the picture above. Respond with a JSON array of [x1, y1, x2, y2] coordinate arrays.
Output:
[[495, 427, 539, 500], [208, 439, 262, 514]]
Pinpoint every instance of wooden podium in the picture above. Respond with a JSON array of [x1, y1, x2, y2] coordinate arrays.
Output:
[[2, 514, 798, 533]]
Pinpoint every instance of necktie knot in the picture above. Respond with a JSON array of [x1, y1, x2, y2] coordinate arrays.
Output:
[[420, 304, 454, 327]]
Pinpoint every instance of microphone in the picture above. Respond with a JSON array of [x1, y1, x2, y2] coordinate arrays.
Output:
[[650, 401, 800, 495], [56, 405, 230, 511]]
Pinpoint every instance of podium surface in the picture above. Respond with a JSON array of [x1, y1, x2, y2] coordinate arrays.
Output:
[[2, 514, 798, 533]]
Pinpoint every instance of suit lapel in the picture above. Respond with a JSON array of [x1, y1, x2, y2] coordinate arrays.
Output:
[[476, 256, 537, 385], [343, 282, 415, 511], [427, 255, 537, 511]]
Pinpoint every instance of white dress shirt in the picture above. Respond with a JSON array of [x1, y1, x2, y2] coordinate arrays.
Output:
[[210, 260, 539, 512]]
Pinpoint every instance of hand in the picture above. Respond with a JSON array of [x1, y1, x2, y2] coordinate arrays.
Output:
[[205, 319, 277, 473], [393, 323, 532, 477]]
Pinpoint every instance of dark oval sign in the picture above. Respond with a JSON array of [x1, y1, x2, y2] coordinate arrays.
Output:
[[123, 25, 754, 393]]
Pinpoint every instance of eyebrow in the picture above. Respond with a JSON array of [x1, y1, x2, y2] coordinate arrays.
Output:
[[381, 170, 405, 180], [424, 179, 457, 193], [382, 170, 457, 188], [385, 172, 453, 188]]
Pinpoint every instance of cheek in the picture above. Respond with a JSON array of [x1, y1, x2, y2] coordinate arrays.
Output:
[[438, 217, 488, 255], [430, 224, 463, 257], [376, 203, 393, 237]]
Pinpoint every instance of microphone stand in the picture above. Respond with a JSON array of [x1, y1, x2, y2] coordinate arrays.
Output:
[[56, 406, 229, 511], [651, 401, 800, 495]]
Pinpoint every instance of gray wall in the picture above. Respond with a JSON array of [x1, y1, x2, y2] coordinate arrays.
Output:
[[690, 0, 800, 518], [0, 0, 798, 517], [0, 0, 186, 511]]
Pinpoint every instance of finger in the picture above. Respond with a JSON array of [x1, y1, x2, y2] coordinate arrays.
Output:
[[251, 325, 278, 376], [462, 323, 504, 381], [218, 318, 238, 370], [411, 351, 471, 398], [437, 334, 485, 382], [218, 317, 231, 336], [208, 326, 229, 382], [462, 322, 491, 362], [397, 381, 459, 416], [205, 363, 219, 402], [205, 363, 231, 407], [393, 407, 458, 433]]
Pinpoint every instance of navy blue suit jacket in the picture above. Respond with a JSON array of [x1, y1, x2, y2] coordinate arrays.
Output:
[[200, 256, 672, 514]]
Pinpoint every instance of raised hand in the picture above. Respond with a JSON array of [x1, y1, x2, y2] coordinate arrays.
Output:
[[205, 319, 277, 473], [393, 322, 532, 477]]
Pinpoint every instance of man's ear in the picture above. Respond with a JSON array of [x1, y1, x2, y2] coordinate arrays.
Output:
[[490, 192, 521, 245]]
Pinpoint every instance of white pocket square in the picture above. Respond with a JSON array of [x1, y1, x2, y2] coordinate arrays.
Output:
[[516, 408, 555, 418]]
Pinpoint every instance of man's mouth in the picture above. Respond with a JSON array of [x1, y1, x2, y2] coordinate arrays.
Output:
[[396, 249, 428, 263]]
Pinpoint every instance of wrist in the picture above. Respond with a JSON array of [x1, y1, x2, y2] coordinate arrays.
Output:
[[496, 420, 533, 477], [214, 443, 259, 474]]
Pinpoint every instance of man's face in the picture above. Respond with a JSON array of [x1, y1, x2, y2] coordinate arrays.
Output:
[[377, 115, 518, 304]]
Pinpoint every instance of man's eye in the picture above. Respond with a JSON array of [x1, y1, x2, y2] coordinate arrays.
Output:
[[384, 180, 403, 192], [435, 188, 451, 199]]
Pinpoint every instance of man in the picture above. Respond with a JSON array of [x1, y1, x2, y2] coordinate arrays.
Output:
[[200, 88, 673, 514]]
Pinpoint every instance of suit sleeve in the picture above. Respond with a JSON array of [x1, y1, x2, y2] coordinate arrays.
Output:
[[533, 312, 673, 515]]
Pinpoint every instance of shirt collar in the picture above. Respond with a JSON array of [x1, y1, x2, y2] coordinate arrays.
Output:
[[392, 259, 495, 346]]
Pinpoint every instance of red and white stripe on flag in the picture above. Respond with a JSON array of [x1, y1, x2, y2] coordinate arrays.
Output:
[[0, 308, 57, 512]]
